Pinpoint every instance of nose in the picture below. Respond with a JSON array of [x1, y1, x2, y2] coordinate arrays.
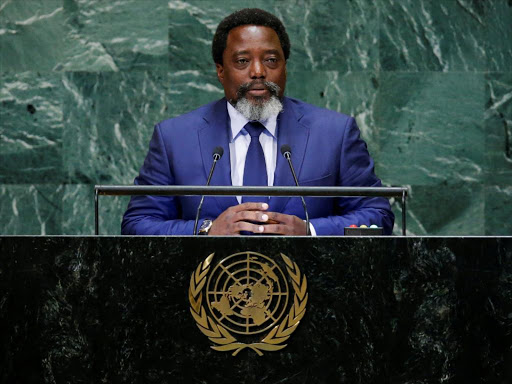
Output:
[[249, 59, 266, 79]]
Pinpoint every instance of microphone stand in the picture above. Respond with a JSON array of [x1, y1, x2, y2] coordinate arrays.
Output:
[[193, 148, 223, 234], [282, 148, 311, 236]]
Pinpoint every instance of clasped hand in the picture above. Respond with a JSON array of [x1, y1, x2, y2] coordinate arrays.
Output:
[[208, 203, 307, 236]]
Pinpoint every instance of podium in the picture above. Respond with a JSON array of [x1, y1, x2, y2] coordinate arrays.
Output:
[[1, 236, 511, 383]]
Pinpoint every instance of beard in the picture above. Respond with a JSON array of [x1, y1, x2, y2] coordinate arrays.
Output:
[[232, 80, 283, 121]]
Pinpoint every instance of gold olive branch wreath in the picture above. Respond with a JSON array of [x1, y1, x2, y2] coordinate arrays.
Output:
[[189, 253, 308, 356]]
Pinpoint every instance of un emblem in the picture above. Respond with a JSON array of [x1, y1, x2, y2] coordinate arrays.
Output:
[[189, 251, 308, 356]]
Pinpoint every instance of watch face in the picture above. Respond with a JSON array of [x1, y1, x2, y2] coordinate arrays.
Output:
[[199, 220, 212, 234]]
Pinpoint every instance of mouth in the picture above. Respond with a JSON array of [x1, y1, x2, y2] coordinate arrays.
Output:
[[247, 88, 269, 96], [236, 81, 280, 102]]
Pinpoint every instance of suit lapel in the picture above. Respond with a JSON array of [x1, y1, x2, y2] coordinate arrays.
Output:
[[198, 98, 238, 213], [271, 98, 310, 213]]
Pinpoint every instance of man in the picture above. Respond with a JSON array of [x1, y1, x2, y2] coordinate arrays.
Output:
[[121, 8, 394, 236]]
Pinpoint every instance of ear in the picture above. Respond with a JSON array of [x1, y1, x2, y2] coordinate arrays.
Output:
[[216, 63, 224, 84]]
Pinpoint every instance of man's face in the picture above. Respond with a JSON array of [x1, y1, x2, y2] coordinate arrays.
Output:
[[216, 25, 287, 104]]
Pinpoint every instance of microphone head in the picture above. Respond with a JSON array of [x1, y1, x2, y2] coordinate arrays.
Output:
[[212, 146, 224, 159], [280, 144, 292, 157]]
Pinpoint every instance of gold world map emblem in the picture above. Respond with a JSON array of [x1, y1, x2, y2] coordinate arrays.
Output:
[[189, 251, 308, 356]]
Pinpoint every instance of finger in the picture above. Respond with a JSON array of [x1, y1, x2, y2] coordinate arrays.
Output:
[[262, 211, 291, 224], [235, 210, 271, 223], [232, 202, 269, 212], [234, 221, 266, 234], [258, 224, 288, 235]]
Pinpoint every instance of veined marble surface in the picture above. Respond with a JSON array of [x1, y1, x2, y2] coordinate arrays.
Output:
[[0, 0, 511, 235]]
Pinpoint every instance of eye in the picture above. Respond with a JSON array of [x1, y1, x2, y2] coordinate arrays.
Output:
[[266, 58, 277, 63], [236, 58, 249, 64]]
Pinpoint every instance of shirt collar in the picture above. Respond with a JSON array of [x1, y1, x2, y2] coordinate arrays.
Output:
[[227, 101, 278, 141]]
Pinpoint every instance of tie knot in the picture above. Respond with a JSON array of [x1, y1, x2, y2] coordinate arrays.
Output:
[[244, 121, 266, 138]]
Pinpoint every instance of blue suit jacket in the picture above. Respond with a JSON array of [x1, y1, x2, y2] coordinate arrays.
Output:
[[121, 97, 394, 235]]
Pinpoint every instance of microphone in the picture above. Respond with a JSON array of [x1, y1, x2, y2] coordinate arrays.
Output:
[[193, 146, 224, 234], [212, 146, 224, 162], [280, 145, 311, 236]]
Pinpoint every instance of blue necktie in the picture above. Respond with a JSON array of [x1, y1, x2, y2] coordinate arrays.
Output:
[[242, 121, 268, 204]]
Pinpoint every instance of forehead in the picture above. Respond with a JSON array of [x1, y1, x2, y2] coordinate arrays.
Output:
[[225, 25, 282, 53]]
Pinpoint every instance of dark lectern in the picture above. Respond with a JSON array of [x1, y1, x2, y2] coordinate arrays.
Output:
[[1, 236, 511, 383], [1, 186, 511, 382]]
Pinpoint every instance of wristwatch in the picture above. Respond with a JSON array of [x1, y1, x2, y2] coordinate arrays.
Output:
[[198, 219, 213, 235]]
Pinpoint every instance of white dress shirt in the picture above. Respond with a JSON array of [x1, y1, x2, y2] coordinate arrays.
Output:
[[227, 102, 277, 199], [226, 102, 316, 235]]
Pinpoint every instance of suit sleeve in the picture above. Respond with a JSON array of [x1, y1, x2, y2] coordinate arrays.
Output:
[[309, 118, 395, 235], [121, 123, 199, 235]]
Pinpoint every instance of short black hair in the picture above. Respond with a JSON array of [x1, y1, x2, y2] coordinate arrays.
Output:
[[212, 8, 291, 65]]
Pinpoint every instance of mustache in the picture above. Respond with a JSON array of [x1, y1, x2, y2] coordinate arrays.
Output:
[[236, 80, 281, 99]]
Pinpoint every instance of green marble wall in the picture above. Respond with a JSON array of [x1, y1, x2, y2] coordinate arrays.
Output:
[[0, 0, 511, 235]]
